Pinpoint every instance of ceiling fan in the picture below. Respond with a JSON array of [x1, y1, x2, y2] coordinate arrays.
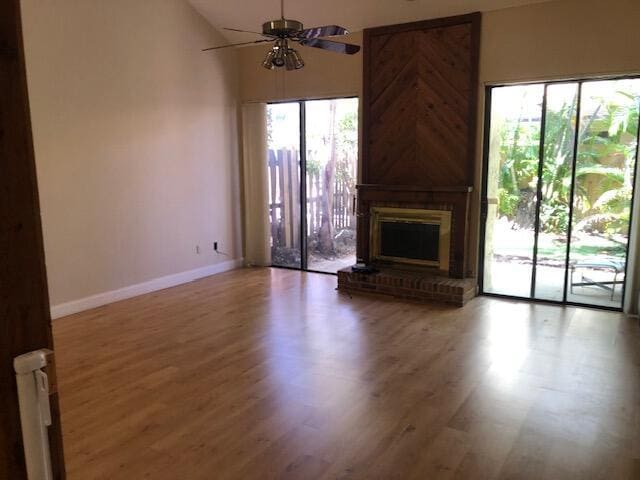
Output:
[[202, 0, 360, 70]]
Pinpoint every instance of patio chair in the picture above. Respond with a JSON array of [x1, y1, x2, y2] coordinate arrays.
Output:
[[570, 259, 625, 300]]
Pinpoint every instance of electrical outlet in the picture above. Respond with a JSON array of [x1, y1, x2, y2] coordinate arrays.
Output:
[[214, 242, 218, 252], [195, 245, 200, 254]]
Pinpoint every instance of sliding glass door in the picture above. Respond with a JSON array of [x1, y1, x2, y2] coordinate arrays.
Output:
[[533, 83, 579, 301], [267, 102, 301, 269], [482, 78, 640, 309], [267, 98, 359, 273]]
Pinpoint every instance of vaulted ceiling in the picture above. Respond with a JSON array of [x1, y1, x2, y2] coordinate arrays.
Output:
[[189, 0, 555, 44]]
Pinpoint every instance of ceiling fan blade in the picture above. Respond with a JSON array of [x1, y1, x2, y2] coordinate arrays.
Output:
[[297, 25, 349, 39], [223, 27, 275, 37], [298, 38, 360, 55], [202, 39, 272, 52]]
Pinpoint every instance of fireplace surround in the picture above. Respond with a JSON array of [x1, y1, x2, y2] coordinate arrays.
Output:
[[355, 184, 472, 278], [336, 184, 476, 306], [338, 13, 481, 306]]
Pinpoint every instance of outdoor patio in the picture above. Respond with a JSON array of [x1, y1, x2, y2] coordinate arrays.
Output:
[[484, 220, 626, 308]]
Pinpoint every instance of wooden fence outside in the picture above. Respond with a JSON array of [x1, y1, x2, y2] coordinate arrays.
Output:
[[268, 148, 355, 249]]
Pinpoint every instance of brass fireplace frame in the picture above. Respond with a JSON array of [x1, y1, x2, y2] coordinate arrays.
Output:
[[370, 207, 451, 271]]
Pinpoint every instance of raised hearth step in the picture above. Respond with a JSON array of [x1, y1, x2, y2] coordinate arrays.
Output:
[[337, 267, 477, 306]]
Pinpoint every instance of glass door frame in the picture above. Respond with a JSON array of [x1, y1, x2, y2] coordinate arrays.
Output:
[[478, 75, 640, 312], [268, 95, 359, 275]]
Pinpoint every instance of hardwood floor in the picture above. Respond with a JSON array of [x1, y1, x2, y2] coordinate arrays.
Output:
[[52, 267, 640, 479]]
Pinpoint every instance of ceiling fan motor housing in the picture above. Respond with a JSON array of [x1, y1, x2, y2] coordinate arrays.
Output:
[[262, 19, 303, 37]]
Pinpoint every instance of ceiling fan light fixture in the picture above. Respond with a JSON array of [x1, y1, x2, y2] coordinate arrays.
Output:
[[285, 48, 304, 70], [262, 49, 276, 70], [203, 0, 359, 71], [271, 40, 287, 67]]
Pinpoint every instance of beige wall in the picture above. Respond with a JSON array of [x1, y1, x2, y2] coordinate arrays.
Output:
[[480, 0, 640, 84], [21, 0, 241, 306], [238, 0, 640, 307]]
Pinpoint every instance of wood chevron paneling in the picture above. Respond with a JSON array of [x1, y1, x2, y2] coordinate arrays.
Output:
[[362, 14, 481, 186]]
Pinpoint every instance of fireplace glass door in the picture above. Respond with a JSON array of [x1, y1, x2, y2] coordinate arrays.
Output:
[[481, 78, 640, 310], [267, 98, 359, 273], [379, 222, 440, 262], [370, 207, 451, 271]]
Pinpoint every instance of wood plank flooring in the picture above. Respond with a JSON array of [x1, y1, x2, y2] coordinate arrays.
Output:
[[52, 268, 640, 479]]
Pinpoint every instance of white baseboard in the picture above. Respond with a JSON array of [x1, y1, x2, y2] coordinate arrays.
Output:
[[50, 258, 244, 319]]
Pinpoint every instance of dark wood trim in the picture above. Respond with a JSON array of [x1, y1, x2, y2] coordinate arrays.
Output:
[[361, 27, 372, 184], [467, 12, 482, 184], [0, 1, 66, 478]]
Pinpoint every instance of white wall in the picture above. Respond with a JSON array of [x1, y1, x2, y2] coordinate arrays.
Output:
[[21, 0, 242, 309]]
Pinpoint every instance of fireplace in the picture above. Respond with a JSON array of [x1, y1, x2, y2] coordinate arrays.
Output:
[[337, 185, 476, 305], [370, 207, 451, 272], [337, 14, 480, 305], [353, 184, 471, 278]]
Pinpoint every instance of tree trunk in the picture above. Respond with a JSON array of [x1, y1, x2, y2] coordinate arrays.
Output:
[[515, 188, 537, 229], [318, 100, 338, 254]]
